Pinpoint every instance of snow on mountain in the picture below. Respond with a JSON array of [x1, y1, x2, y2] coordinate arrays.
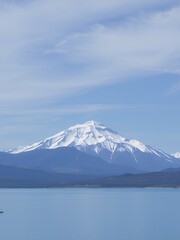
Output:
[[6, 121, 151, 154], [6, 120, 180, 171], [6, 121, 170, 156], [171, 152, 180, 159]]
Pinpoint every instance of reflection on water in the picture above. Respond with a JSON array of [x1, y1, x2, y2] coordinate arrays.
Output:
[[0, 188, 180, 240]]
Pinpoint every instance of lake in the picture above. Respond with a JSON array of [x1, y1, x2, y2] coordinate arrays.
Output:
[[0, 188, 180, 240]]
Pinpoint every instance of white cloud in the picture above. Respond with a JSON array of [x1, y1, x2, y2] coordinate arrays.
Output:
[[53, 6, 180, 73], [0, 0, 179, 105], [0, 0, 180, 146]]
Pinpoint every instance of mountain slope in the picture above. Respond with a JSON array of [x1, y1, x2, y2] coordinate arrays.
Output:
[[6, 120, 180, 172], [0, 147, 138, 175]]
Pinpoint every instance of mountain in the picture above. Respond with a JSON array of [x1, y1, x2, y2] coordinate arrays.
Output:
[[0, 164, 100, 188], [0, 164, 74, 188], [171, 152, 180, 159], [83, 171, 180, 188], [0, 147, 138, 176], [6, 120, 180, 172], [1, 163, 180, 188]]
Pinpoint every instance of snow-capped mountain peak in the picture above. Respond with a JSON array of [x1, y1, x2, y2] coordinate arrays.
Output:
[[36, 121, 125, 151], [6, 121, 166, 155], [69, 120, 104, 129], [6, 120, 179, 172], [171, 152, 180, 159], [7, 120, 148, 154]]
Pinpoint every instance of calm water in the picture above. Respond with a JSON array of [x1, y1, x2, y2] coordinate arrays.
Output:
[[0, 188, 180, 240]]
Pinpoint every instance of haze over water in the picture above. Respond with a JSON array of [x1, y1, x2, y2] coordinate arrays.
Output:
[[0, 188, 180, 240]]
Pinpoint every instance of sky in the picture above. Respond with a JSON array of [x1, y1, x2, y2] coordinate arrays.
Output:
[[0, 0, 179, 153]]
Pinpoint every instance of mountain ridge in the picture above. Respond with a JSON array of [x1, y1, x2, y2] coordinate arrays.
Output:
[[5, 120, 180, 172]]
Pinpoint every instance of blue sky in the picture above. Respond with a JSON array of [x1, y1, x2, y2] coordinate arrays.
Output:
[[0, 0, 179, 153]]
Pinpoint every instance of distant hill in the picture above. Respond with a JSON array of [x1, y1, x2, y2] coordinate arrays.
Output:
[[1, 163, 180, 188], [85, 171, 180, 188], [0, 164, 97, 188]]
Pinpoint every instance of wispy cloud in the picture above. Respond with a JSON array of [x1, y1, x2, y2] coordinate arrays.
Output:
[[167, 80, 180, 96], [50, 7, 180, 75], [0, 103, 178, 122], [0, 0, 179, 106], [0, 104, 129, 119]]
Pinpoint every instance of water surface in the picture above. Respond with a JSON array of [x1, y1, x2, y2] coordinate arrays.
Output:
[[0, 188, 180, 240]]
